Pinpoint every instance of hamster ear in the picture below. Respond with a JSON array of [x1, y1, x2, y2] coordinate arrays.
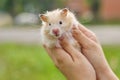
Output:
[[39, 14, 48, 22], [61, 8, 69, 17]]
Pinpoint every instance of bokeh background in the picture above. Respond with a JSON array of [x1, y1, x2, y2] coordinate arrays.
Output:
[[0, 0, 120, 80]]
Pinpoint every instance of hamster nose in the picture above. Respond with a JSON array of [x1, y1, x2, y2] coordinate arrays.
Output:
[[52, 28, 59, 35]]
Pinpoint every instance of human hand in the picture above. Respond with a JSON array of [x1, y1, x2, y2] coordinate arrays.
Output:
[[44, 35, 96, 80], [72, 24, 119, 80]]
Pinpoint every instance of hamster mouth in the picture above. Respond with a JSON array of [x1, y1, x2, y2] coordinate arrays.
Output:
[[51, 33, 61, 39], [54, 34, 61, 38], [55, 34, 60, 37]]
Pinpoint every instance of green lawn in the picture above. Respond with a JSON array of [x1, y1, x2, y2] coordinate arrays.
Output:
[[0, 43, 119, 80]]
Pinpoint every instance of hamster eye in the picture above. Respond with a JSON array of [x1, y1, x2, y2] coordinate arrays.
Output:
[[59, 21, 62, 25], [49, 23, 51, 26]]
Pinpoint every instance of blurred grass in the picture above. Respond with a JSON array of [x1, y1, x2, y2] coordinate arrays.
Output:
[[0, 43, 65, 80], [102, 45, 120, 78], [0, 43, 119, 80]]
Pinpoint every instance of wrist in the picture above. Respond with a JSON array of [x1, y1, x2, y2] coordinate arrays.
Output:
[[97, 67, 119, 80]]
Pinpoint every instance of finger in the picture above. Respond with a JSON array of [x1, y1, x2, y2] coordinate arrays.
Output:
[[77, 24, 98, 42], [78, 24, 94, 36], [44, 45, 71, 67], [50, 47, 73, 66], [43, 45, 57, 64], [59, 34, 82, 61], [72, 27, 95, 48]]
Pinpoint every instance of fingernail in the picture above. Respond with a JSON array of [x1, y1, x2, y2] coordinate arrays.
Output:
[[72, 29, 81, 36], [72, 24, 77, 30], [72, 28, 76, 33], [59, 34, 64, 41]]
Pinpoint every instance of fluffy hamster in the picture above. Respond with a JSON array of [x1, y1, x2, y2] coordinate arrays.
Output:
[[39, 8, 81, 50]]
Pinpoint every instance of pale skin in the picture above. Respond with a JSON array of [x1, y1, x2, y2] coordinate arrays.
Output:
[[44, 25, 119, 80]]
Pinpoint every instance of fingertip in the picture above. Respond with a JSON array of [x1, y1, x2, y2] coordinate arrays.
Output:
[[59, 35, 66, 42], [59, 34, 69, 46], [59, 34, 66, 42], [58, 34, 65, 41], [72, 24, 77, 30], [72, 28, 81, 37]]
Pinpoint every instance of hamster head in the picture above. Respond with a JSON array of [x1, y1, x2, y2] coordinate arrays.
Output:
[[39, 8, 76, 39]]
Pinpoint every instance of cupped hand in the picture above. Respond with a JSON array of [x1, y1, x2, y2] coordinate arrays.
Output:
[[72, 24, 119, 80], [44, 35, 96, 80]]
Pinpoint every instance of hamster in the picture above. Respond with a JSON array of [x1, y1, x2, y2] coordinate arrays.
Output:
[[39, 8, 81, 50]]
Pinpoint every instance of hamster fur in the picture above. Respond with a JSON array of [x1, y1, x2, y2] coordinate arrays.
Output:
[[39, 8, 81, 50]]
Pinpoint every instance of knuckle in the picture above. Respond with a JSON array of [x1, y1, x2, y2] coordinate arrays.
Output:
[[54, 57, 66, 69], [84, 41, 96, 49], [89, 42, 98, 49], [92, 33, 97, 39], [56, 57, 64, 64], [90, 32, 97, 38], [92, 33, 96, 37]]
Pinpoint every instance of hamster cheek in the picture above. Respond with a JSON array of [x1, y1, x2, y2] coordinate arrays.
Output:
[[58, 28, 63, 36], [44, 28, 50, 36]]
